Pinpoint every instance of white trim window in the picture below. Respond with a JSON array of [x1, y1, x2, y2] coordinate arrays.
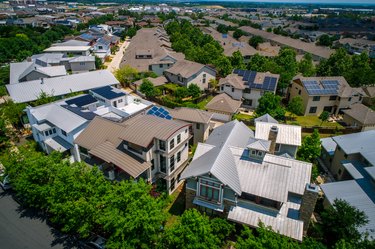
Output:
[[198, 178, 222, 203]]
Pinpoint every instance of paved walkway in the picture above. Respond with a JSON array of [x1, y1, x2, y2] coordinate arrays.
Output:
[[107, 39, 130, 73]]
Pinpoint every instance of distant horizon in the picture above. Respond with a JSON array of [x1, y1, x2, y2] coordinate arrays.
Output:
[[186, 0, 375, 5]]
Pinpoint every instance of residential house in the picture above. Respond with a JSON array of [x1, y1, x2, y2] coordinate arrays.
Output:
[[164, 60, 216, 90], [362, 86, 375, 107], [181, 120, 314, 241], [44, 45, 92, 56], [169, 107, 214, 144], [337, 38, 375, 58], [342, 103, 375, 131], [120, 28, 185, 75], [205, 93, 242, 121], [219, 69, 279, 108], [288, 76, 366, 116], [92, 37, 111, 61], [254, 113, 278, 125], [75, 114, 191, 194], [320, 131, 375, 240], [26, 86, 153, 161], [6, 70, 119, 103], [30, 53, 96, 73], [9, 61, 67, 84]]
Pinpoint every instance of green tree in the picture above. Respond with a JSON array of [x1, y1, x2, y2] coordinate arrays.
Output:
[[115, 65, 139, 87], [126, 27, 137, 38], [208, 78, 218, 91], [160, 209, 233, 249], [299, 53, 316, 77], [214, 56, 233, 77], [317, 34, 333, 47], [31, 91, 57, 107], [230, 51, 246, 69], [0, 100, 27, 127], [95, 56, 103, 69], [287, 96, 304, 117], [321, 199, 369, 247], [249, 35, 264, 48], [256, 92, 286, 120], [297, 129, 321, 163], [174, 87, 189, 100], [233, 29, 244, 39], [275, 48, 298, 91], [139, 79, 159, 98], [319, 111, 330, 125], [187, 84, 201, 98]]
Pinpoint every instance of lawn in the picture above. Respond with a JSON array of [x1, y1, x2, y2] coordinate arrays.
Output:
[[196, 95, 213, 110], [162, 83, 181, 92], [286, 112, 344, 129], [233, 113, 254, 121], [165, 184, 185, 228]]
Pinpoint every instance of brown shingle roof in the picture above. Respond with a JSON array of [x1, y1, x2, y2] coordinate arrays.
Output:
[[343, 103, 375, 125], [169, 107, 213, 124], [164, 59, 209, 79], [206, 93, 242, 114], [90, 141, 151, 178]]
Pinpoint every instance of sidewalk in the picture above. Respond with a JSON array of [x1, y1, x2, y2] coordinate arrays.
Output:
[[107, 39, 130, 73]]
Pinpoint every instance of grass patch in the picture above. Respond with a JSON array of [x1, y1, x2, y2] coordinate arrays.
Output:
[[286, 112, 344, 128], [165, 185, 185, 228], [163, 83, 181, 92], [233, 113, 254, 121], [196, 95, 213, 110]]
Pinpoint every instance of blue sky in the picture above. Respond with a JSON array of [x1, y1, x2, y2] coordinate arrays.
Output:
[[215, 0, 375, 4]]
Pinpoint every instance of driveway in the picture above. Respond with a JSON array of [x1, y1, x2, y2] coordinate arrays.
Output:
[[0, 189, 79, 249], [107, 39, 131, 73]]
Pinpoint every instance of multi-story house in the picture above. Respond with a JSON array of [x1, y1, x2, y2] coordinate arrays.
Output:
[[219, 69, 279, 108], [75, 114, 191, 194], [168, 107, 214, 144], [164, 59, 216, 90], [181, 120, 315, 241], [287, 76, 366, 116], [320, 131, 375, 240], [26, 86, 153, 162]]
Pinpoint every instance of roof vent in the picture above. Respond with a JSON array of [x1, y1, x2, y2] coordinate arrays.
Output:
[[41, 78, 44, 84]]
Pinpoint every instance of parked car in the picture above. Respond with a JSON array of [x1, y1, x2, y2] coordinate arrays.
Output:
[[83, 235, 106, 249], [0, 175, 11, 191]]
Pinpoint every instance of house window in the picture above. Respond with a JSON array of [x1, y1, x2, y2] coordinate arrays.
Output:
[[52, 128, 56, 134], [244, 88, 251, 94], [128, 142, 143, 155], [61, 130, 67, 136], [177, 151, 181, 162], [323, 106, 333, 112], [329, 95, 337, 101], [313, 96, 320, 101], [80, 146, 89, 156], [178, 76, 183, 82], [348, 97, 352, 101], [185, 129, 187, 133], [170, 177, 176, 191], [159, 140, 166, 151], [160, 155, 166, 173], [232, 87, 234, 92], [170, 155, 175, 172], [170, 139, 175, 150], [202, 78, 206, 84], [359, 96, 362, 101], [118, 99, 123, 103], [159, 64, 163, 68], [177, 134, 181, 144], [220, 86, 224, 91], [196, 123, 200, 130], [275, 143, 281, 152], [309, 107, 317, 113], [151, 159, 155, 171], [243, 99, 252, 106], [80, 62, 85, 66], [298, 89, 301, 95], [177, 173, 181, 182], [199, 178, 222, 203]]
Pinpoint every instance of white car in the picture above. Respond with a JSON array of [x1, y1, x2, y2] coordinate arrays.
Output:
[[0, 175, 11, 190]]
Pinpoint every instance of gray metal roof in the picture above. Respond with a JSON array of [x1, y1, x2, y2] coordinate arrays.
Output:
[[169, 107, 213, 124], [247, 138, 271, 152], [255, 122, 301, 147], [332, 130, 375, 165], [9, 61, 34, 84], [6, 70, 119, 103], [44, 136, 72, 152], [321, 137, 337, 156], [254, 113, 278, 125], [321, 180, 375, 239], [182, 120, 254, 195]]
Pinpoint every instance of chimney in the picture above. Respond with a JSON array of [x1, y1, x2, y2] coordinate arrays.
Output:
[[268, 126, 278, 154], [299, 183, 319, 232]]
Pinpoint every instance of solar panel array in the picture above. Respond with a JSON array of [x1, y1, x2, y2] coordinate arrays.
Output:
[[147, 106, 172, 120], [302, 80, 339, 95], [232, 69, 278, 92]]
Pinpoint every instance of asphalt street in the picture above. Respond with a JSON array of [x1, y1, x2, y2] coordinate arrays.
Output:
[[0, 188, 78, 249]]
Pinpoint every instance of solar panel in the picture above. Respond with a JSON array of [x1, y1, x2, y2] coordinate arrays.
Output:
[[233, 69, 239, 74], [147, 106, 172, 120], [242, 70, 251, 81], [248, 71, 256, 83], [237, 69, 245, 76]]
